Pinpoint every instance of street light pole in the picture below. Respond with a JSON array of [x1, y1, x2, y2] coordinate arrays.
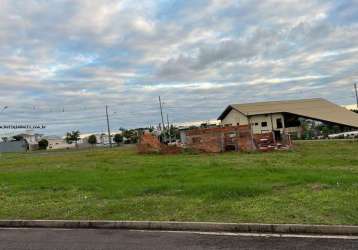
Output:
[[106, 105, 112, 148], [158, 96, 166, 142], [167, 113, 172, 143]]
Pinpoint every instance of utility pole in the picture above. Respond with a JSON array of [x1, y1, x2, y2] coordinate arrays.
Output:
[[167, 113, 172, 143], [105, 105, 112, 148], [0, 106, 8, 113], [158, 96, 166, 142], [354, 83, 358, 110]]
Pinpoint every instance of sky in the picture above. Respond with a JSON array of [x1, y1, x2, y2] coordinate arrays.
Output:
[[0, 0, 357, 136]]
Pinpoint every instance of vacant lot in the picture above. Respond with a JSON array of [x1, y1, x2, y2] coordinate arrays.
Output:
[[0, 140, 358, 225]]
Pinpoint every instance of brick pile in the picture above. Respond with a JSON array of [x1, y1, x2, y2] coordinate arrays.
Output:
[[137, 133, 181, 154], [253, 133, 275, 152], [137, 133, 162, 153]]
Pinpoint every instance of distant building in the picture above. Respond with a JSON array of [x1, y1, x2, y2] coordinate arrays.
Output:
[[13, 130, 43, 150], [218, 98, 358, 141], [14, 130, 43, 144], [77, 130, 123, 146], [43, 136, 75, 150]]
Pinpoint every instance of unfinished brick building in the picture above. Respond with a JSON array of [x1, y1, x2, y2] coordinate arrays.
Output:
[[181, 125, 292, 153], [181, 125, 254, 153], [137, 125, 292, 154]]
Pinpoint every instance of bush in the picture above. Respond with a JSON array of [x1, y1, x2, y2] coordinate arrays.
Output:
[[38, 139, 49, 150], [87, 135, 97, 147], [113, 134, 123, 145]]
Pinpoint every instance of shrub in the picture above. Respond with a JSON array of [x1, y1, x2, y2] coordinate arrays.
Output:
[[87, 135, 97, 147], [38, 139, 49, 150]]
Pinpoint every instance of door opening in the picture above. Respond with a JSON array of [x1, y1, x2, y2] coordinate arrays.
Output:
[[274, 130, 282, 142]]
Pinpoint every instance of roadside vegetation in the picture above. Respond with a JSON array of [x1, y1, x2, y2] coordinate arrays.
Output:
[[0, 140, 357, 225]]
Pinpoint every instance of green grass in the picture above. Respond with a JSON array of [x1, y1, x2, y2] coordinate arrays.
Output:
[[0, 140, 358, 225]]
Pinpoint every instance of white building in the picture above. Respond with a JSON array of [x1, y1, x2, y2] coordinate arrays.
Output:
[[14, 130, 43, 145], [44, 136, 75, 150], [218, 98, 358, 141], [78, 130, 123, 145]]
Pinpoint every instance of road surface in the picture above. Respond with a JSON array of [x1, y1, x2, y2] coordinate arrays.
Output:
[[0, 228, 357, 250]]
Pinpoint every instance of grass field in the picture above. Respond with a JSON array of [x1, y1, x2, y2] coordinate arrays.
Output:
[[0, 140, 358, 225]]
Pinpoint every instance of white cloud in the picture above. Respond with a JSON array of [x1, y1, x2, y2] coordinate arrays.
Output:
[[0, 0, 357, 135]]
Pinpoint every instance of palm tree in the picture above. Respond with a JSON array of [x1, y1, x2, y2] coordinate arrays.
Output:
[[65, 130, 80, 148]]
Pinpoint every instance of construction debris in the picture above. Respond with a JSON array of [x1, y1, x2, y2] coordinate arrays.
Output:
[[137, 132, 181, 154]]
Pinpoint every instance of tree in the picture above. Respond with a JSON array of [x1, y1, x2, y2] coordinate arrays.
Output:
[[113, 133, 123, 145], [122, 129, 138, 144], [65, 130, 80, 147], [87, 134, 97, 147], [159, 125, 180, 143], [12, 135, 24, 141], [38, 139, 48, 150], [65, 133, 72, 144]]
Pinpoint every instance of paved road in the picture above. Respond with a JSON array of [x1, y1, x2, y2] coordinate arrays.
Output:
[[0, 228, 358, 250]]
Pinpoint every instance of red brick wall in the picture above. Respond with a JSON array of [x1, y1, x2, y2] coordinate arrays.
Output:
[[187, 134, 222, 153], [184, 125, 256, 153], [185, 125, 248, 136]]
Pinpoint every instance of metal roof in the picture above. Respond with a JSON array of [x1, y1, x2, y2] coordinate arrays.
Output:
[[218, 98, 358, 128]]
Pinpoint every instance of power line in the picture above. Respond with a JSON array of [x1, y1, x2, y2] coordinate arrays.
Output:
[[0, 100, 164, 113]]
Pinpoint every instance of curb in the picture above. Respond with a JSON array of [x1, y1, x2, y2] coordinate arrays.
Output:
[[0, 220, 358, 235]]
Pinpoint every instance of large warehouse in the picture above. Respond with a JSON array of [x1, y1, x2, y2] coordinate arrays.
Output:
[[218, 98, 358, 140]]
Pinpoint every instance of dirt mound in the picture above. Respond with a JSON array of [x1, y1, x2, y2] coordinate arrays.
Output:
[[137, 133, 181, 154]]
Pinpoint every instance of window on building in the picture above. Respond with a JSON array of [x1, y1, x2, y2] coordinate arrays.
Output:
[[261, 121, 268, 127], [276, 118, 283, 129], [255, 123, 258, 126]]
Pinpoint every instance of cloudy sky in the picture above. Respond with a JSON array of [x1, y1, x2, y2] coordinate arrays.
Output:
[[0, 0, 357, 136]]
